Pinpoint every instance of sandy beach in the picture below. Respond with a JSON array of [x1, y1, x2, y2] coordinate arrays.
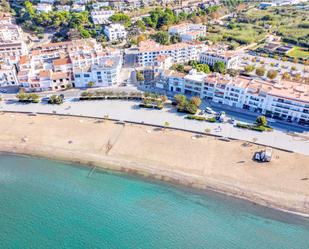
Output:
[[0, 112, 309, 215]]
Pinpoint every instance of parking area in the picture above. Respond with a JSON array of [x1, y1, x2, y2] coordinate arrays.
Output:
[[239, 53, 309, 79]]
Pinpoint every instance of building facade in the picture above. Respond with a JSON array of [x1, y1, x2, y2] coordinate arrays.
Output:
[[17, 39, 122, 91], [168, 23, 206, 42], [199, 51, 239, 69], [0, 22, 28, 63], [159, 69, 309, 125], [137, 40, 199, 67], [0, 64, 19, 87], [91, 10, 115, 24], [74, 56, 122, 87], [104, 24, 127, 41]]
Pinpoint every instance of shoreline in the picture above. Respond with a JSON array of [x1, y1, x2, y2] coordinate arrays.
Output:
[[0, 113, 308, 216], [2, 151, 309, 219], [1, 150, 309, 218]]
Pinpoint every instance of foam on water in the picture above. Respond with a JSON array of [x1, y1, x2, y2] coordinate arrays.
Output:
[[0, 154, 308, 249]]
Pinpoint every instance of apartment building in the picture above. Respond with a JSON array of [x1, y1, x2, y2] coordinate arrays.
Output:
[[0, 13, 12, 25], [92, 2, 110, 10], [74, 56, 122, 87], [18, 39, 121, 91], [91, 10, 115, 24], [159, 70, 309, 125], [136, 55, 173, 84], [0, 64, 19, 87], [168, 23, 206, 42], [137, 40, 199, 67], [199, 51, 239, 69], [0, 22, 28, 63], [104, 24, 127, 41], [36, 3, 53, 12]]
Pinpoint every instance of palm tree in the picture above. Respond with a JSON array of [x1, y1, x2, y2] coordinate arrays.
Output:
[[204, 128, 211, 135], [163, 121, 170, 131]]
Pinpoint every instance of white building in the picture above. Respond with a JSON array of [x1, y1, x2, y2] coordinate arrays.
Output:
[[199, 51, 239, 69], [0, 13, 12, 25], [168, 23, 206, 42], [73, 0, 92, 4], [74, 56, 122, 87], [56, 5, 71, 11], [17, 39, 122, 91], [36, 3, 53, 13], [0, 24, 28, 63], [104, 24, 127, 42], [137, 40, 199, 67], [40, 0, 55, 3], [92, 2, 110, 10], [159, 70, 309, 125], [71, 4, 86, 12], [0, 64, 19, 87], [91, 10, 115, 24]]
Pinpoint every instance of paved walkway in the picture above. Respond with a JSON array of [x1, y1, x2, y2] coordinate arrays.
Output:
[[1, 100, 308, 155]]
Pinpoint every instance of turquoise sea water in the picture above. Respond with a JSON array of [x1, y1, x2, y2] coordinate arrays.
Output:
[[0, 155, 309, 249]]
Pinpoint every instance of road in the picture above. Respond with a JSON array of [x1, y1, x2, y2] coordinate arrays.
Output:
[[1, 99, 308, 155]]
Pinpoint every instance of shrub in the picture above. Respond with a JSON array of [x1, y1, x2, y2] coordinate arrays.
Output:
[[244, 65, 255, 73], [16, 91, 40, 103], [251, 126, 266, 132], [48, 95, 63, 105], [87, 81, 95, 88], [255, 67, 266, 77], [186, 115, 206, 121], [236, 123, 250, 129], [185, 102, 198, 114], [267, 70, 278, 80], [206, 117, 216, 122], [256, 115, 268, 126], [139, 103, 153, 108]]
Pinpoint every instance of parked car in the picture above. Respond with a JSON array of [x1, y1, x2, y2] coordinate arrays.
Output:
[[228, 118, 236, 124], [205, 107, 215, 114], [0, 89, 7, 93]]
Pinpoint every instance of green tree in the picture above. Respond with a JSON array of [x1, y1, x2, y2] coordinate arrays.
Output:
[[170, 33, 181, 44], [163, 121, 170, 129], [267, 70, 278, 80], [151, 31, 169, 45], [24, 1, 35, 18], [185, 102, 198, 114], [244, 65, 255, 73], [226, 68, 239, 77], [49, 95, 63, 105], [136, 20, 146, 31], [87, 81, 95, 88], [172, 64, 185, 73], [109, 13, 131, 27], [255, 67, 265, 77], [256, 116, 267, 127], [190, 96, 202, 107], [282, 72, 291, 80], [136, 71, 145, 81], [175, 94, 186, 105], [213, 61, 226, 74], [193, 64, 210, 74]]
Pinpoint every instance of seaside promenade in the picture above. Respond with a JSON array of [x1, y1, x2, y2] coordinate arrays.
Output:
[[0, 100, 308, 155]]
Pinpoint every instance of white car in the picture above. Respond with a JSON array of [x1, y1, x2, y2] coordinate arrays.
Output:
[[205, 107, 215, 114]]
